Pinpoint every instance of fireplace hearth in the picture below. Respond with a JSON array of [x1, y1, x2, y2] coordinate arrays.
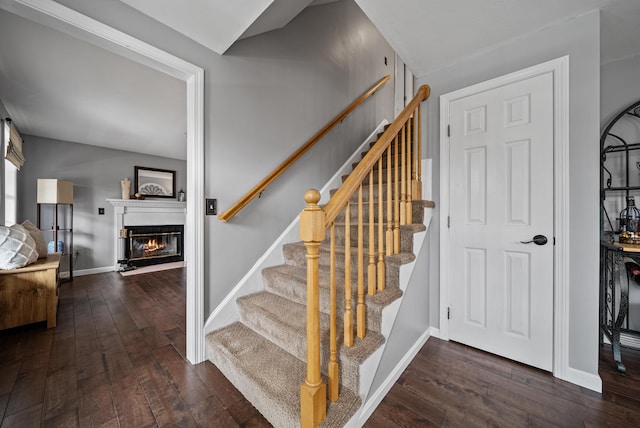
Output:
[[125, 224, 184, 267]]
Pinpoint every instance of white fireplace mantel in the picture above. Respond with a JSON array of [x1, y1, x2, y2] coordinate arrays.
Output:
[[107, 199, 187, 210], [107, 198, 187, 267]]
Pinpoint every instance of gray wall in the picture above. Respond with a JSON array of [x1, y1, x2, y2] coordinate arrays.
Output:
[[17, 135, 186, 272], [417, 11, 601, 376], [205, 2, 394, 313], [53, 0, 395, 315], [601, 54, 640, 127]]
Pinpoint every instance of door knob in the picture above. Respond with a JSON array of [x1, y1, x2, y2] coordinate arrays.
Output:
[[520, 235, 548, 245]]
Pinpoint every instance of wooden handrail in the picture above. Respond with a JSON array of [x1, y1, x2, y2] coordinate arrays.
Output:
[[323, 84, 430, 226], [217, 75, 391, 222]]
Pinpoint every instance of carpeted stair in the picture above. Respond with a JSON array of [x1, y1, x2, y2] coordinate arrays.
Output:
[[206, 129, 433, 427]]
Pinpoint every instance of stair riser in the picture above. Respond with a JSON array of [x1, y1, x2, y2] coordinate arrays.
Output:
[[351, 156, 410, 170], [330, 185, 390, 203], [205, 349, 296, 427], [370, 139, 412, 150], [341, 173, 415, 186], [282, 244, 402, 290], [261, 268, 390, 335], [205, 324, 303, 428], [237, 298, 365, 393], [332, 225, 416, 254], [334, 201, 425, 224], [329, 185, 426, 206], [358, 152, 411, 166]]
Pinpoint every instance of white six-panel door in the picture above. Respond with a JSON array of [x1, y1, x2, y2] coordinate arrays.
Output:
[[448, 72, 554, 371]]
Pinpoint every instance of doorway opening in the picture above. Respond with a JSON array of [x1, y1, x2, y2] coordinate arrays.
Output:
[[6, 0, 206, 363]]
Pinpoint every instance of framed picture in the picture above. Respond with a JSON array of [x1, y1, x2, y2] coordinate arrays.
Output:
[[134, 166, 176, 198]]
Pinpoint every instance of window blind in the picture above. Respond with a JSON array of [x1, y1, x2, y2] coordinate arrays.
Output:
[[4, 119, 25, 170]]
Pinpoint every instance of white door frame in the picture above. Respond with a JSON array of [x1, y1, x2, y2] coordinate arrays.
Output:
[[2, 0, 207, 363], [439, 56, 570, 379]]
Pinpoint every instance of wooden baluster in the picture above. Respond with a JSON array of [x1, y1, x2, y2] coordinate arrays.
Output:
[[299, 189, 327, 428], [357, 184, 366, 338], [328, 222, 338, 402], [368, 169, 376, 296], [386, 145, 394, 257], [414, 105, 423, 200], [393, 135, 400, 254], [400, 123, 407, 226], [344, 201, 353, 347], [406, 117, 413, 225], [377, 156, 385, 291]]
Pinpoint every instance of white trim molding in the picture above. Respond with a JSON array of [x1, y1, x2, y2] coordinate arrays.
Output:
[[74, 266, 115, 277], [1, 0, 207, 363], [439, 56, 576, 385], [566, 367, 603, 393]]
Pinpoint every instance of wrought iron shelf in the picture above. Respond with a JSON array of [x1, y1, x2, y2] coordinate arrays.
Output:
[[600, 100, 640, 372], [603, 185, 640, 192], [601, 99, 640, 221]]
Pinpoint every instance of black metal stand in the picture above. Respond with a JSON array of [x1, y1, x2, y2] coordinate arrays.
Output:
[[37, 202, 73, 280], [600, 242, 630, 372]]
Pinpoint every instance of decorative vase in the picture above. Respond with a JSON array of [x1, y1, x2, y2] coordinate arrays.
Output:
[[121, 178, 131, 200]]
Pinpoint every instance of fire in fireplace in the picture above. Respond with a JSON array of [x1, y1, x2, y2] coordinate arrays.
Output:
[[125, 224, 184, 267]]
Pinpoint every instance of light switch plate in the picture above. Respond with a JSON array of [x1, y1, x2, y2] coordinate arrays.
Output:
[[206, 199, 217, 215]]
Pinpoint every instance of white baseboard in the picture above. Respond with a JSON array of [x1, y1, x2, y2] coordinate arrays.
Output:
[[358, 330, 432, 425], [564, 367, 602, 393], [73, 266, 114, 277], [427, 326, 440, 339]]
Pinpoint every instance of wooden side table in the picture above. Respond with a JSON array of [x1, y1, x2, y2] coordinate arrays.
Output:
[[0, 253, 62, 330]]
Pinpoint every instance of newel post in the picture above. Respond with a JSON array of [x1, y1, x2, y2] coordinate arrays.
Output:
[[300, 189, 327, 428]]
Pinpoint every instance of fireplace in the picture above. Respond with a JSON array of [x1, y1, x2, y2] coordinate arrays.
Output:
[[125, 224, 184, 267]]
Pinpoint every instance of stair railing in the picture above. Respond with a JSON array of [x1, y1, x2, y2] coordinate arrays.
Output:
[[299, 85, 431, 427], [217, 75, 391, 222]]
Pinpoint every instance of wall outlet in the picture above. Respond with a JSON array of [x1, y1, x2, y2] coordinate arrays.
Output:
[[98, 207, 105, 215], [206, 199, 217, 215]]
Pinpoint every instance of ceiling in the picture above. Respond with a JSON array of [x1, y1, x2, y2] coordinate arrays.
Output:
[[0, 7, 187, 160], [354, 0, 640, 77], [0, 0, 639, 161]]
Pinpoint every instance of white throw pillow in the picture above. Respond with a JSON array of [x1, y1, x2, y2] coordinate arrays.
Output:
[[21, 220, 47, 259], [0, 224, 39, 270]]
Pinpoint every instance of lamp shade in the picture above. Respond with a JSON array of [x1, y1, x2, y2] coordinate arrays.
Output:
[[37, 179, 73, 204]]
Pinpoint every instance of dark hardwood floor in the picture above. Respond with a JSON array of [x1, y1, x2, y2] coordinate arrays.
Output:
[[1, 269, 639, 427]]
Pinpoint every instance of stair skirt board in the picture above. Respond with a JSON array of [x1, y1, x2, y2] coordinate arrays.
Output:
[[205, 121, 434, 427]]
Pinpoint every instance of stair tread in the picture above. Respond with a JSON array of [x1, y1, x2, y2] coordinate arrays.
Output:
[[207, 322, 304, 403], [333, 222, 427, 233], [206, 322, 361, 428], [239, 291, 386, 350], [264, 264, 402, 302], [283, 241, 417, 266]]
